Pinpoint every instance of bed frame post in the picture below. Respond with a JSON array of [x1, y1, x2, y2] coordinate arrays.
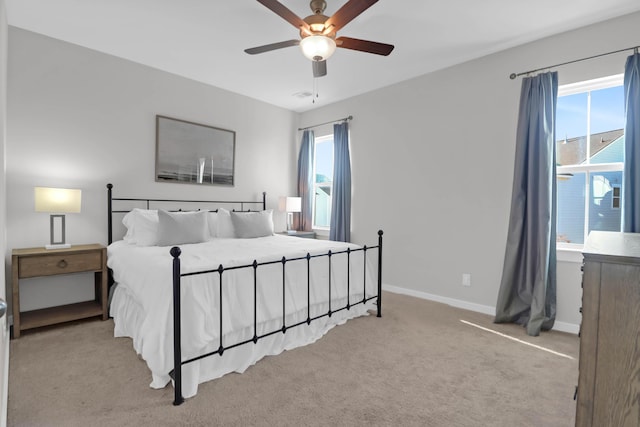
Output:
[[107, 183, 113, 245], [262, 191, 266, 211], [377, 230, 383, 318], [171, 246, 185, 406], [107, 184, 115, 289]]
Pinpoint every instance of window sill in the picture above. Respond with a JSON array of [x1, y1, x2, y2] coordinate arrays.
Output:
[[313, 228, 330, 240], [557, 247, 583, 263]]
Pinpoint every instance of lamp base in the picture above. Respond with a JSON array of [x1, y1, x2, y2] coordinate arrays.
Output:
[[45, 243, 71, 250]]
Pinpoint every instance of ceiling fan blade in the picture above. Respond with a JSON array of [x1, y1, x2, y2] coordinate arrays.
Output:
[[312, 60, 327, 78], [244, 40, 300, 55], [325, 0, 378, 32], [256, 0, 310, 31], [336, 36, 394, 56]]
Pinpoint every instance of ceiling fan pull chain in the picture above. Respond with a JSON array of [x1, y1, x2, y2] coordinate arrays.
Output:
[[312, 77, 320, 104], [312, 77, 316, 103]]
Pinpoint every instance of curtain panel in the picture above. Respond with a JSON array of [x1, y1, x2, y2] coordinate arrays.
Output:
[[329, 122, 351, 242], [623, 52, 640, 232], [297, 130, 315, 232], [495, 72, 558, 337]]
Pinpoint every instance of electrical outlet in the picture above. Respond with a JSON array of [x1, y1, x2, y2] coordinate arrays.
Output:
[[462, 273, 471, 287]]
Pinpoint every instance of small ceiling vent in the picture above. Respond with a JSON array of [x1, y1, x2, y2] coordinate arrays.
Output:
[[293, 91, 313, 98]]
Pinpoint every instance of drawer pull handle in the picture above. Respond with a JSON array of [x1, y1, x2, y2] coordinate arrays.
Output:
[[57, 259, 68, 269]]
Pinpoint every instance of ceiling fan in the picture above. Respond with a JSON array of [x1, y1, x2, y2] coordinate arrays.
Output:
[[245, 0, 394, 78]]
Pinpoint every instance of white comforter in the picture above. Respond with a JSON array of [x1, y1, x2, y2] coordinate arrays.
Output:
[[108, 235, 377, 398]]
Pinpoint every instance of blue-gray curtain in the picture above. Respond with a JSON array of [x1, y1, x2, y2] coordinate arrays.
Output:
[[495, 71, 558, 337], [623, 52, 640, 232], [329, 122, 351, 242], [297, 130, 315, 232]]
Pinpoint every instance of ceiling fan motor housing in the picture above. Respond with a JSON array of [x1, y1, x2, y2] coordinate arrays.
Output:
[[301, 13, 335, 38]]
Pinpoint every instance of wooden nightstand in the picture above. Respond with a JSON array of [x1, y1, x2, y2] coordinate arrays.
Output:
[[278, 231, 316, 239], [11, 244, 108, 338]]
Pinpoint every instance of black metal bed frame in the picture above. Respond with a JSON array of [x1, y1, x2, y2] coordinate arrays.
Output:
[[106, 184, 383, 406]]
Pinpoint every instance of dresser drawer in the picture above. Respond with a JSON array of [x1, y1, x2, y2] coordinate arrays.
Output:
[[18, 252, 102, 278]]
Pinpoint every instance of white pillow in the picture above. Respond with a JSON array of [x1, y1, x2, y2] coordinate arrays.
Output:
[[122, 208, 159, 246], [217, 208, 235, 238], [207, 211, 218, 238], [156, 210, 209, 246], [230, 210, 274, 238]]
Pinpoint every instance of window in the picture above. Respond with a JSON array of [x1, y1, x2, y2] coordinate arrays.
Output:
[[313, 135, 334, 229], [556, 74, 625, 247]]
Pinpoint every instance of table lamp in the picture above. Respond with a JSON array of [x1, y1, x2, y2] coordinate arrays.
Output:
[[279, 196, 301, 234], [34, 187, 82, 249]]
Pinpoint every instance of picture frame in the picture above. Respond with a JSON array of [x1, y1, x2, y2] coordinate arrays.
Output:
[[155, 115, 236, 186]]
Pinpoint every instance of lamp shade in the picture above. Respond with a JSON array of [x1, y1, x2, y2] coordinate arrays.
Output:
[[34, 187, 82, 213], [299, 35, 337, 61], [279, 196, 302, 213]]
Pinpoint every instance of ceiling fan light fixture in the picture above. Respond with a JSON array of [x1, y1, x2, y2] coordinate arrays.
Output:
[[300, 35, 336, 61]]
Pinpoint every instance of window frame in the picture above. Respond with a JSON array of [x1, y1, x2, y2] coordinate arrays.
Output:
[[556, 73, 624, 251]]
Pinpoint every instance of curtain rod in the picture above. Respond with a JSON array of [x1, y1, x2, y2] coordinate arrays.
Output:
[[509, 45, 640, 80], [298, 115, 353, 131]]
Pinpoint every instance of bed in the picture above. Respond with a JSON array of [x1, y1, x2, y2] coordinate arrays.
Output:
[[106, 184, 383, 405]]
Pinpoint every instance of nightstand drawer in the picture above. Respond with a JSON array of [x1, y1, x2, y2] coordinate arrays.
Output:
[[18, 252, 102, 278]]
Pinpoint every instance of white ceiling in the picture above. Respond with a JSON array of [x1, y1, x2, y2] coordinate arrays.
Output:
[[6, 0, 640, 112]]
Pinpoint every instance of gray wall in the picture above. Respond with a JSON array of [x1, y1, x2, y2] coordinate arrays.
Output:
[[298, 11, 640, 332], [6, 28, 298, 312]]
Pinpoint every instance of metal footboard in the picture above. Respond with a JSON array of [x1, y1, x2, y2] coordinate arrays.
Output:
[[170, 231, 383, 405]]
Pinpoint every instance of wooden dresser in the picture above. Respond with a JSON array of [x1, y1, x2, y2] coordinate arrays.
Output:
[[576, 231, 640, 426]]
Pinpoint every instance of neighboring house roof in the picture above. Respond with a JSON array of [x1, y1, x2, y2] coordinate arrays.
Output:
[[557, 129, 624, 166], [316, 174, 331, 183], [590, 134, 624, 163]]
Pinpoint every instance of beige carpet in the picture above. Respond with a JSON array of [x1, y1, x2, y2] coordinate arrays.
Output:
[[8, 292, 578, 426]]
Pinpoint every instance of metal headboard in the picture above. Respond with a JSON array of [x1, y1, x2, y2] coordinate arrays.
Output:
[[106, 183, 266, 245]]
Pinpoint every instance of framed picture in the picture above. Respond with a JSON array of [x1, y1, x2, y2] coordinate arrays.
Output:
[[155, 115, 236, 186]]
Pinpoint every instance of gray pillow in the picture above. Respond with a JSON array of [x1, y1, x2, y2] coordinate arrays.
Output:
[[156, 210, 209, 246], [230, 210, 274, 238]]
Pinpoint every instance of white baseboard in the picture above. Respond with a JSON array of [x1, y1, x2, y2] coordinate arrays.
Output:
[[382, 284, 579, 335], [383, 284, 495, 315], [552, 321, 580, 335]]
